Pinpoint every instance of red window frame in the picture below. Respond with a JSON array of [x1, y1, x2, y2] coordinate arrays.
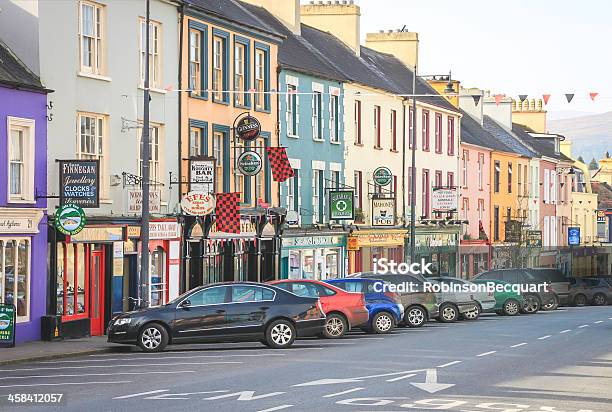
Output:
[[447, 117, 455, 156], [58, 243, 90, 322], [435, 170, 442, 188], [435, 113, 442, 153], [355, 170, 362, 209], [422, 169, 430, 218], [407, 167, 413, 206], [447, 172, 454, 188], [374, 105, 381, 148], [390, 109, 397, 151], [392, 175, 398, 197], [462, 149, 469, 188], [355, 100, 362, 144], [408, 106, 416, 149], [422, 110, 430, 151], [508, 162, 513, 193]]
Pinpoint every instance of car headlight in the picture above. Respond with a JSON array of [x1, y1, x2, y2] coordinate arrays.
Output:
[[114, 317, 132, 326]]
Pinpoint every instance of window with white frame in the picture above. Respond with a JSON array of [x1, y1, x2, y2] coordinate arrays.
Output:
[[189, 29, 201, 93], [78, 112, 107, 198], [287, 85, 297, 136], [330, 94, 339, 143], [139, 18, 162, 88], [254, 49, 265, 110], [213, 36, 225, 102], [213, 131, 223, 193], [313, 169, 322, 223], [234, 42, 246, 106], [0, 239, 30, 321], [478, 199, 484, 222], [149, 246, 166, 307], [478, 153, 484, 190], [462, 150, 469, 188], [189, 126, 203, 157], [313, 91, 323, 140], [7, 117, 35, 202], [79, 1, 104, 74], [138, 124, 163, 190]]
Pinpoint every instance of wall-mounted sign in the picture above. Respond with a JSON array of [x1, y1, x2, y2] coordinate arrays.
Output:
[[284, 235, 343, 248], [568, 226, 581, 246], [286, 210, 299, 225], [348, 230, 407, 248], [209, 216, 257, 238], [149, 221, 181, 240], [126, 190, 161, 214], [526, 230, 542, 248], [372, 198, 395, 226], [504, 220, 522, 243], [597, 210, 607, 222], [181, 192, 216, 216], [373, 167, 392, 186], [0, 208, 43, 234], [432, 187, 457, 212], [55, 204, 86, 236], [415, 232, 457, 248], [237, 151, 263, 176], [0, 304, 16, 348], [59, 159, 100, 208], [329, 190, 354, 220], [69, 226, 125, 243], [189, 157, 216, 194], [235, 115, 261, 141]]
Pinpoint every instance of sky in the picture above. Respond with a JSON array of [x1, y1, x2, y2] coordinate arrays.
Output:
[[301, 0, 612, 119]]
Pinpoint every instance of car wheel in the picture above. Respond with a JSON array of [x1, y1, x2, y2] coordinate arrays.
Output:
[[520, 295, 540, 314], [138, 323, 168, 353], [503, 299, 520, 316], [371, 312, 394, 334], [541, 295, 559, 311], [573, 294, 587, 306], [461, 304, 480, 321], [323, 313, 347, 339], [438, 303, 459, 323], [265, 319, 296, 349], [593, 293, 608, 306], [405, 306, 427, 328]]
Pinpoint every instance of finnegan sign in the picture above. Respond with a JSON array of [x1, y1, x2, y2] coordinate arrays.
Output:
[[59, 160, 100, 208]]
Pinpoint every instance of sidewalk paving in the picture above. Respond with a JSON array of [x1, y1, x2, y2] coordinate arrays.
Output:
[[0, 336, 130, 365]]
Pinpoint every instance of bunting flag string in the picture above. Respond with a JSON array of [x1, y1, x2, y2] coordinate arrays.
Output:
[[266, 147, 295, 183], [494, 94, 505, 106], [472, 95, 481, 106], [519, 94, 528, 102], [565, 93, 575, 103], [215, 192, 241, 234], [590, 92, 599, 101], [542, 94, 551, 104]]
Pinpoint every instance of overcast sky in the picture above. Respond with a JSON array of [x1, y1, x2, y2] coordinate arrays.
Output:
[[300, 0, 612, 119]]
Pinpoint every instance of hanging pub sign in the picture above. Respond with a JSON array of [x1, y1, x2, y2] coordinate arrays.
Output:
[[237, 151, 263, 176], [189, 156, 216, 194], [0, 304, 16, 348], [373, 166, 392, 186], [329, 190, 354, 220], [55, 204, 86, 236], [526, 230, 542, 248], [235, 115, 261, 141], [432, 187, 457, 212], [597, 210, 606, 222], [181, 191, 216, 216], [568, 226, 581, 246], [59, 159, 100, 208], [372, 198, 396, 226]]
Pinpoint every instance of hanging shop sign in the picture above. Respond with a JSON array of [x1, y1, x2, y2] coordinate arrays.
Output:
[[189, 157, 216, 194], [286, 210, 299, 225], [372, 198, 396, 226], [149, 221, 181, 240], [126, 190, 161, 214], [526, 230, 542, 248], [504, 220, 522, 243], [329, 190, 355, 220], [0, 304, 16, 348], [348, 231, 407, 248], [597, 210, 607, 222], [55, 204, 86, 236], [59, 159, 100, 208], [235, 115, 261, 141], [568, 226, 581, 246], [181, 192, 216, 216], [432, 187, 457, 212], [373, 166, 392, 186], [237, 151, 263, 176]]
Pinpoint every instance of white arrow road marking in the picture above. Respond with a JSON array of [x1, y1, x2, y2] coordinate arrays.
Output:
[[293, 369, 425, 387], [322, 387, 364, 398], [257, 405, 293, 412], [560, 329, 572, 333], [113, 390, 168, 399], [476, 351, 496, 357], [410, 369, 455, 393], [510, 343, 528, 348]]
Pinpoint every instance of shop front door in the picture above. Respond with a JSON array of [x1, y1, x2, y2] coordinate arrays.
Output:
[[90, 248, 106, 336]]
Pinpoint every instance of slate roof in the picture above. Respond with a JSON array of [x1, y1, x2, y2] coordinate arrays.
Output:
[[241, 3, 347, 82], [511, 123, 573, 162], [0, 39, 45, 91], [482, 115, 537, 157], [460, 110, 514, 152], [592, 182, 612, 209]]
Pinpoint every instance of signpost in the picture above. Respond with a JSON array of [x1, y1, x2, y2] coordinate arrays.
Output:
[[568, 226, 581, 246], [373, 167, 392, 187], [372, 198, 396, 226], [329, 190, 354, 220], [189, 157, 216, 194], [55, 204, 86, 236], [0, 304, 16, 348], [59, 159, 100, 208]]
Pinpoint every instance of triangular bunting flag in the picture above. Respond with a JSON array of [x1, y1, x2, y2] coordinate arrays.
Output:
[[590, 92, 599, 101], [472, 95, 481, 106], [519, 94, 528, 102], [565, 94, 575, 103], [542, 94, 551, 105], [494, 94, 504, 106], [266, 147, 295, 183]]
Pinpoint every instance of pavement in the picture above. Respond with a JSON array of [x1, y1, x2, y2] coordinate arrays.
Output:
[[0, 306, 611, 412]]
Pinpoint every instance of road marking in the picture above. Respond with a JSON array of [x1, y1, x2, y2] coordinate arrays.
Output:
[[322, 387, 364, 397], [578, 324, 590, 328], [594, 320, 603, 324], [386, 373, 417, 382], [0, 361, 240, 373], [257, 405, 293, 412], [510, 343, 528, 348], [294, 369, 425, 387], [437, 361, 462, 368], [476, 351, 496, 357], [560, 329, 572, 333], [43, 354, 284, 364], [113, 390, 168, 399], [410, 369, 455, 393], [0, 380, 132, 389], [609, 317, 612, 320], [538, 335, 551, 340], [0, 371, 197, 381], [89, 347, 323, 357]]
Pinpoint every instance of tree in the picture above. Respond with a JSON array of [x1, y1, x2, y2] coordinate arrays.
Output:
[[577, 155, 585, 163], [588, 157, 599, 170]]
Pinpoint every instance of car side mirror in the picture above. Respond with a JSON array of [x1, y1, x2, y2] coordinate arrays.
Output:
[[180, 299, 191, 308]]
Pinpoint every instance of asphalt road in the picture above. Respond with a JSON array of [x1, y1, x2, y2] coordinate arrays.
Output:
[[1, 306, 611, 412]]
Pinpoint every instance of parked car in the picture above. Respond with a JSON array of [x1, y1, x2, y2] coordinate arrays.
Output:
[[357, 272, 439, 327], [472, 279, 525, 315], [268, 279, 369, 338], [107, 282, 326, 352], [432, 277, 497, 320], [473, 269, 558, 313], [326, 278, 403, 334], [569, 277, 612, 306], [526, 269, 570, 309], [423, 278, 480, 322]]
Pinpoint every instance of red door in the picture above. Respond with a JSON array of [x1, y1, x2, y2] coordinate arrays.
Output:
[[90, 248, 105, 336]]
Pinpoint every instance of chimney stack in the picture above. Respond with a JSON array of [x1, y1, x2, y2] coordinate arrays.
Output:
[[301, 1, 361, 55], [364, 29, 419, 69], [241, 0, 301, 35]]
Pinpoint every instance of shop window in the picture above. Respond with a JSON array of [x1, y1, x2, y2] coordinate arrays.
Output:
[[0, 239, 30, 321], [57, 243, 89, 319], [149, 247, 166, 307]]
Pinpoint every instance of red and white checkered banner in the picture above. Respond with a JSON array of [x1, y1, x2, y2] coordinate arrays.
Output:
[[215, 192, 241, 234], [266, 147, 294, 183]]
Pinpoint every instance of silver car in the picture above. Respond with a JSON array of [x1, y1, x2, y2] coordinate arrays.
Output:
[[422, 278, 479, 322], [433, 277, 497, 320]]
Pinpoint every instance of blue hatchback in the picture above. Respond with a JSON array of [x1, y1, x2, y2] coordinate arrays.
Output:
[[326, 278, 403, 334]]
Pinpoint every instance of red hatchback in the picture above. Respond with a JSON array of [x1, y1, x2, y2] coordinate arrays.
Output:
[[268, 279, 369, 338]]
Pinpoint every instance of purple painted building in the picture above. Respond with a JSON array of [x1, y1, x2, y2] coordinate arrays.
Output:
[[0, 39, 50, 343]]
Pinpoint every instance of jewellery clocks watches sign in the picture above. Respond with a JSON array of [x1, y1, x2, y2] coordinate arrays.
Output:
[[235, 115, 261, 141], [237, 151, 263, 176], [59, 159, 100, 208], [55, 204, 87, 236], [373, 166, 392, 186]]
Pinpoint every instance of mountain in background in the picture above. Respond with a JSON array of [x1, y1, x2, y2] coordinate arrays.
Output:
[[548, 111, 612, 162]]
